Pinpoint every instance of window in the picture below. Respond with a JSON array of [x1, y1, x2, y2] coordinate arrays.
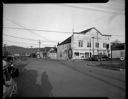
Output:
[[106, 44, 109, 49], [103, 43, 109, 49], [80, 53, 85, 55], [95, 42, 99, 48], [74, 52, 79, 56], [87, 41, 91, 47], [78, 40, 83, 47], [103, 43, 106, 48]]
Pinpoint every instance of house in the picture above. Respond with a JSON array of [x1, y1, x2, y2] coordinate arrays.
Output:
[[47, 47, 57, 59], [36, 51, 43, 58], [57, 27, 111, 60], [42, 47, 53, 59]]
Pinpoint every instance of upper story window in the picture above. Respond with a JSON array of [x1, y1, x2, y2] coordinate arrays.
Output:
[[103, 43, 106, 48], [95, 42, 99, 48], [103, 43, 109, 49], [87, 41, 91, 47], [78, 40, 83, 47]]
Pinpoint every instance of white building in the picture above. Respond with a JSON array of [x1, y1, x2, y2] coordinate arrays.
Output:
[[57, 27, 111, 60], [47, 47, 57, 59], [36, 51, 43, 58]]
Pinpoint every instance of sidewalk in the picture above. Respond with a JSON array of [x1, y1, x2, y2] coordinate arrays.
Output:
[[57, 59, 125, 71]]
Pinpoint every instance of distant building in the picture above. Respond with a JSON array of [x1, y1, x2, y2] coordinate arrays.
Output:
[[14, 53, 20, 57], [25, 53, 30, 57], [42, 47, 53, 59], [112, 50, 125, 59], [57, 27, 111, 60], [36, 50, 43, 58], [111, 43, 125, 59], [47, 47, 57, 59]]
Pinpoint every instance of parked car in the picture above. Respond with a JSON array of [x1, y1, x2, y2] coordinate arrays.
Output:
[[99, 55, 111, 61], [88, 55, 110, 61], [88, 55, 100, 61]]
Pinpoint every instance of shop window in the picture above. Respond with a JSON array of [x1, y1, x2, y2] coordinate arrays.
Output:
[[74, 52, 79, 56], [85, 52, 89, 58]]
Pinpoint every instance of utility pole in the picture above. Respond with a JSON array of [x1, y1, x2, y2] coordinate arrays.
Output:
[[39, 40, 41, 51], [92, 37, 94, 55], [111, 43, 112, 59], [90, 38, 91, 57], [72, 27, 74, 34], [38, 40, 41, 58], [97, 31, 99, 55], [31, 46, 32, 56]]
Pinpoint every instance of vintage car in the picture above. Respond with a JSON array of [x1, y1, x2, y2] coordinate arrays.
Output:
[[3, 60, 18, 98], [88, 55, 100, 61], [88, 55, 110, 61]]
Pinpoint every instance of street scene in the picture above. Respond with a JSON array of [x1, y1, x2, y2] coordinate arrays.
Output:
[[3, 1, 125, 99], [14, 58, 125, 98]]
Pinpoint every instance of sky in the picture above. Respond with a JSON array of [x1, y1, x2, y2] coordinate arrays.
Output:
[[3, 0, 125, 48]]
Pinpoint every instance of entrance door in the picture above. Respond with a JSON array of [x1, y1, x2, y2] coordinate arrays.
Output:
[[85, 52, 89, 59]]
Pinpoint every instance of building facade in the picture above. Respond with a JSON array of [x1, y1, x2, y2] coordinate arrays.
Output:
[[47, 47, 57, 59], [57, 27, 111, 60]]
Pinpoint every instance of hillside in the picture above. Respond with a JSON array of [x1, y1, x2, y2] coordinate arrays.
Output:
[[3, 45, 40, 56]]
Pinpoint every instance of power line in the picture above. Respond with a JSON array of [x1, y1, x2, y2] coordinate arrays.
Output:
[[3, 33, 58, 43], [83, 4, 124, 11], [6, 18, 57, 42], [4, 39, 57, 46], [3, 27, 125, 37], [3, 26, 71, 34], [111, 34, 125, 37], [3, 34, 38, 41], [60, 4, 124, 15], [4, 39, 38, 45]]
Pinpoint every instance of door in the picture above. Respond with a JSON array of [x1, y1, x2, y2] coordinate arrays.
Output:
[[85, 52, 89, 59]]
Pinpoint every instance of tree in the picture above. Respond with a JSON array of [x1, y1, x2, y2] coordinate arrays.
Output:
[[111, 39, 125, 50], [111, 39, 121, 46]]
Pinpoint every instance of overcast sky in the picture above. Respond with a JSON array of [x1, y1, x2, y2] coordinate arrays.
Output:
[[3, 0, 125, 48]]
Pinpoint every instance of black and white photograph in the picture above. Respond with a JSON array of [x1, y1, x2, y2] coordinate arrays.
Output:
[[2, 1, 125, 98]]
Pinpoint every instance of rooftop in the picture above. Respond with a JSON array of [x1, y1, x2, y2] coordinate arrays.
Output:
[[58, 36, 71, 46]]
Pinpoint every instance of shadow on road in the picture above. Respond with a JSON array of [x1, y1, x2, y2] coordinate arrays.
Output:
[[16, 68, 53, 97], [40, 72, 53, 97]]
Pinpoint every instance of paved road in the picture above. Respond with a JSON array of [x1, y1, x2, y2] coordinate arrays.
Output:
[[16, 59, 125, 98]]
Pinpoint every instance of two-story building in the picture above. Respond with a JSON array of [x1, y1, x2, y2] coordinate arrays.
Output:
[[57, 27, 111, 60]]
